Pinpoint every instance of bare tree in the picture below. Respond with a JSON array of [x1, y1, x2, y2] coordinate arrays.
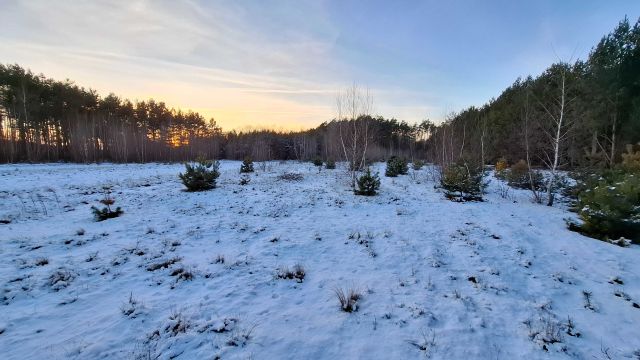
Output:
[[538, 63, 575, 206], [336, 84, 373, 188]]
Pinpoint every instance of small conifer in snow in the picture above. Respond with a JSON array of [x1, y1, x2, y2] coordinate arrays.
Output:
[[179, 157, 220, 191], [355, 168, 381, 196], [240, 157, 254, 173], [91, 187, 123, 221]]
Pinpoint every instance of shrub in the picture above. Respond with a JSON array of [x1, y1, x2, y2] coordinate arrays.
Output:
[[495, 157, 509, 180], [179, 158, 220, 191], [569, 170, 640, 244], [412, 160, 425, 170], [355, 168, 380, 196], [385, 156, 409, 177], [325, 159, 336, 169], [312, 157, 323, 167], [505, 160, 544, 190], [495, 157, 508, 173], [239, 174, 251, 186], [440, 161, 483, 201], [91, 187, 123, 221], [240, 157, 254, 173], [278, 172, 304, 181], [621, 143, 640, 172]]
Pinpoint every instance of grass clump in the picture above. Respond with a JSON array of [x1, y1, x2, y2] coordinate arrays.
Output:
[[334, 286, 362, 312], [276, 263, 306, 282]]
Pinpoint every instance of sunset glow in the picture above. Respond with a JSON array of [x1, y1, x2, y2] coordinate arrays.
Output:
[[1, 1, 637, 130]]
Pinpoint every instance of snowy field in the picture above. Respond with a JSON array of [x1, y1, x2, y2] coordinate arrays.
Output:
[[0, 161, 639, 359]]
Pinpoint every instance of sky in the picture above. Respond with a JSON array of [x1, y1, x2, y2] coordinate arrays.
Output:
[[0, 1, 639, 131]]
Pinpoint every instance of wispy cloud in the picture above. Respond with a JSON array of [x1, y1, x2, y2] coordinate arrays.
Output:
[[0, 0, 635, 129]]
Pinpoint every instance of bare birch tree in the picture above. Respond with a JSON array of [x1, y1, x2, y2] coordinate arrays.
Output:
[[336, 84, 373, 188], [538, 63, 575, 206]]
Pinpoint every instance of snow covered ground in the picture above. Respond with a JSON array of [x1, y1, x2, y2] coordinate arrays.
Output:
[[0, 161, 638, 359]]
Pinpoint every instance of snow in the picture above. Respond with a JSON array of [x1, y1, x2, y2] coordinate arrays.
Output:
[[0, 161, 639, 359]]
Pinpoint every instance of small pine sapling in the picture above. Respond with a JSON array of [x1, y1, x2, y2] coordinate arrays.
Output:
[[355, 168, 381, 196], [240, 156, 254, 173], [440, 161, 484, 202], [179, 157, 220, 191], [325, 159, 336, 169], [385, 156, 409, 177], [91, 187, 123, 221], [239, 174, 251, 186], [412, 160, 425, 170]]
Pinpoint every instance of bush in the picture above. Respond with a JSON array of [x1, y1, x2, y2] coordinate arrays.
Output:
[[505, 160, 544, 190], [621, 143, 640, 172], [312, 157, 323, 167], [495, 158, 508, 179], [240, 157, 254, 173], [325, 159, 336, 169], [440, 161, 483, 201], [570, 170, 640, 244], [412, 160, 425, 170], [278, 172, 304, 181], [179, 158, 220, 191], [355, 168, 381, 196], [385, 156, 408, 177]]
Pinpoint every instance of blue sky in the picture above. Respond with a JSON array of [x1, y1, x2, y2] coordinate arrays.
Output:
[[0, 0, 638, 130]]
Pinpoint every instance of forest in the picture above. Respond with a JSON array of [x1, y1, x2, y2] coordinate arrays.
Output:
[[1, 17, 639, 169]]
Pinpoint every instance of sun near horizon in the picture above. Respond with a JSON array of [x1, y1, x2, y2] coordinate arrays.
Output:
[[1, 1, 638, 131]]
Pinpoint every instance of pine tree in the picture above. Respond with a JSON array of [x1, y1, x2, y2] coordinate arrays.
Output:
[[240, 156, 254, 173], [440, 161, 483, 201], [179, 158, 220, 191], [91, 187, 123, 221], [385, 156, 408, 177], [570, 169, 640, 244], [354, 168, 381, 196]]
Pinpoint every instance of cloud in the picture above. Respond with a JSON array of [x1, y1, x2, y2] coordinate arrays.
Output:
[[4, 0, 624, 129]]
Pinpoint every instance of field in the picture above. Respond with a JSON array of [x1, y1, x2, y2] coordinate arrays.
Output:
[[0, 161, 638, 359]]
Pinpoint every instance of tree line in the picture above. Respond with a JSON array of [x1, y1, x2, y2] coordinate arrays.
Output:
[[1, 17, 639, 167], [424, 17, 640, 171], [0, 64, 426, 163]]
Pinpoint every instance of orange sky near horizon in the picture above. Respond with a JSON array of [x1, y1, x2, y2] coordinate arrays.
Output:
[[2, 1, 631, 132]]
